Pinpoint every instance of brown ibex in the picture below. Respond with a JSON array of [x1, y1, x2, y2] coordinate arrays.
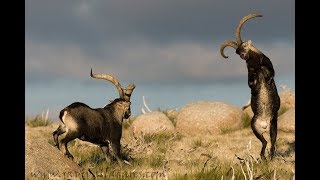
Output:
[[53, 69, 135, 165], [220, 14, 280, 160]]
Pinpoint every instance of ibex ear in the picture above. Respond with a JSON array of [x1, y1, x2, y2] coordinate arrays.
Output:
[[247, 40, 252, 45]]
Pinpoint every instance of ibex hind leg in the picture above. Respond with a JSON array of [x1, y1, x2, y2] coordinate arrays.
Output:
[[269, 115, 278, 160], [61, 131, 80, 160], [100, 144, 112, 163], [251, 116, 267, 161], [52, 124, 66, 150]]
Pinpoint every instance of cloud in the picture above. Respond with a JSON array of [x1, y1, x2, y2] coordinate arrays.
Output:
[[26, 0, 294, 45], [26, 39, 294, 84], [26, 0, 294, 84]]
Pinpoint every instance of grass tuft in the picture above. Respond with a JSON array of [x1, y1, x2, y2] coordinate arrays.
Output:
[[191, 139, 211, 148], [158, 108, 178, 127], [143, 132, 183, 145], [25, 115, 52, 127], [149, 154, 165, 168], [278, 105, 289, 117], [241, 112, 252, 128], [122, 116, 136, 129]]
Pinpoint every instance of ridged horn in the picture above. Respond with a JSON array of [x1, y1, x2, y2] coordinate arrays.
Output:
[[90, 68, 125, 99], [123, 83, 136, 102], [236, 14, 262, 44], [220, 41, 238, 58]]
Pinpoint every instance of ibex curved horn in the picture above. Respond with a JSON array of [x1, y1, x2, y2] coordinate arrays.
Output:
[[236, 13, 262, 44], [123, 83, 136, 102], [220, 13, 262, 59], [220, 41, 238, 58], [90, 68, 125, 99]]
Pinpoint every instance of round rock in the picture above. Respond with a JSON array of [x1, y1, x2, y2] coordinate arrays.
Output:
[[130, 111, 175, 135], [175, 101, 244, 135], [278, 108, 295, 133]]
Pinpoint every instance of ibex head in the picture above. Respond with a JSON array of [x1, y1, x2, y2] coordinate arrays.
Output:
[[220, 13, 263, 61], [90, 68, 136, 119]]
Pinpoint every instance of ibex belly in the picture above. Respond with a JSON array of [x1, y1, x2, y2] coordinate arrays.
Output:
[[254, 81, 272, 135]]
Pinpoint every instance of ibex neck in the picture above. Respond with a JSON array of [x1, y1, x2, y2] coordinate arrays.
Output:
[[113, 110, 124, 124], [249, 45, 263, 55]]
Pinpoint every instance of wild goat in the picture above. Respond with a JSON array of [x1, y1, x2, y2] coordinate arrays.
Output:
[[220, 14, 280, 160], [53, 69, 135, 165]]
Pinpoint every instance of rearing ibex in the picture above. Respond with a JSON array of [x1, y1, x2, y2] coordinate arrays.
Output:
[[53, 69, 135, 165], [220, 14, 280, 160]]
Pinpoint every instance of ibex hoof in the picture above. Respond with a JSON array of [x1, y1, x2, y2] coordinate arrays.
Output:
[[260, 155, 267, 161], [54, 144, 60, 150], [269, 153, 276, 160]]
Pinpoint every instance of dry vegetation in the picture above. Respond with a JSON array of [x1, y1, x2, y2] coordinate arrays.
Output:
[[25, 109, 295, 179]]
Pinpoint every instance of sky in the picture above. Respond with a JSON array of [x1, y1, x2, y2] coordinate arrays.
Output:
[[25, 0, 295, 120]]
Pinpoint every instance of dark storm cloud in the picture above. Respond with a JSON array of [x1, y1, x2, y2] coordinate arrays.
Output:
[[26, 0, 294, 45], [25, 0, 294, 83]]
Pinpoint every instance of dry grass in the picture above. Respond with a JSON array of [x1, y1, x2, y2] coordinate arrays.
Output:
[[278, 105, 289, 117], [158, 108, 178, 127], [122, 115, 136, 129], [25, 115, 53, 127], [26, 121, 295, 179]]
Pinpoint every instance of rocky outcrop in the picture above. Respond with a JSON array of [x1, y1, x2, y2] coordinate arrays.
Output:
[[278, 108, 295, 133], [130, 111, 175, 135], [25, 138, 82, 178], [175, 101, 244, 135]]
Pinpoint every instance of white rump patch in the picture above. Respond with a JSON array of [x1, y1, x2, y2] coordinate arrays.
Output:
[[259, 121, 268, 129], [254, 116, 271, 135], [61, 111, 78, 133]]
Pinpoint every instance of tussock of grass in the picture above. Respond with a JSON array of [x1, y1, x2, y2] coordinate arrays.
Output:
[[158, 108, 178, 127], [149, 154, 165, 168], [25, 115, 52, 127], [220, 127, 236, 134], [241, 112, 252, 128], [122, 116, 136, 129], [192, 139, 203, 148], [143, 132, 183, 145], [185, 158, 202, 168], [191, 139, 211, 148], [70, 146, 105, 167], [168, 116, 177, 127], [47, 139, 55, 146], [278, 106, 289, 117]]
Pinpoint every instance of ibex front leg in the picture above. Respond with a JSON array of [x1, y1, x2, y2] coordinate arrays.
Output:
[[110, 141, 123, 166]]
